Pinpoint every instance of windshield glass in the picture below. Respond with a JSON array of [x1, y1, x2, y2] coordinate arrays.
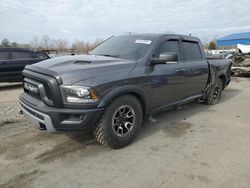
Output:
[[90, 35, 156, 60]]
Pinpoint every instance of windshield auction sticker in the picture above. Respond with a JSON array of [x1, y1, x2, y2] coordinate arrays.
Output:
[[135, 39, 152, 44]]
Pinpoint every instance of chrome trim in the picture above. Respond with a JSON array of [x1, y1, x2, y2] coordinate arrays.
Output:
[[19, 100, 57, 132]]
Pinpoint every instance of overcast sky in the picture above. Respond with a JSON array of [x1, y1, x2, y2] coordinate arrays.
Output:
[[1, 0, 250, 43]]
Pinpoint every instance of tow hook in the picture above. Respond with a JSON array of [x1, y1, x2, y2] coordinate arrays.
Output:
[[19, 110, 23, 114], [39, 123, 47, 131]]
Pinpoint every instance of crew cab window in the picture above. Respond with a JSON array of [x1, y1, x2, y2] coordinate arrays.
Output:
[[0, 51, 9, 60], [156, 40, 180, 59], [182, 41, 202, 60], [12, 51, 31, 59]]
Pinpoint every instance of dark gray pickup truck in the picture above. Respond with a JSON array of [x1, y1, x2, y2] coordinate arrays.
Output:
[[19, 34, 232, 148]]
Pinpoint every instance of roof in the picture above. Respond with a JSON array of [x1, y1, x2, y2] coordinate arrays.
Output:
[[122, 33, 200, 41], [217, 32, 250, 41], [0, 47, 30, 51]]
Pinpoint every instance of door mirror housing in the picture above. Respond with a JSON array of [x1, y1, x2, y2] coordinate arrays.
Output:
[[151, 52, 178, 64]]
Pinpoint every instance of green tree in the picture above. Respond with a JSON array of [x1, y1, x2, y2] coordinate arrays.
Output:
[[11, 42, 18, 47], [208, 41, 216, 50], [1, 38, 10, 47]]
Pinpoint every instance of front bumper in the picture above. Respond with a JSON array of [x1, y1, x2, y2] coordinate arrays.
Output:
[[19, 93, 104, 132]]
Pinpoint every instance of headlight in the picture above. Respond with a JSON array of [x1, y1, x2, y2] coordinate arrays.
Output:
[[61, 86, 99, 103]]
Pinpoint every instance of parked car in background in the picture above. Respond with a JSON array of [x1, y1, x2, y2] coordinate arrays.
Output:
[[205, 49, 236, 59], [0, 48, 49, 82]]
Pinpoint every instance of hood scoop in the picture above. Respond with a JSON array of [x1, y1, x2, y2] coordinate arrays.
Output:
[[74, 61, 91, 64]]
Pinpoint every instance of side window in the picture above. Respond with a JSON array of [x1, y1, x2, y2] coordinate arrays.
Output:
[[0, 51, 9, 60], [33, 52, 47, 59], [182, 41, 202, 61], [12, 51, 31, 59], [156, 40, 180, 59]]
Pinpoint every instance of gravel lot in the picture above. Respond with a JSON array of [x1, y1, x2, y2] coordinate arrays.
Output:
[[0, 78, 250, 188]]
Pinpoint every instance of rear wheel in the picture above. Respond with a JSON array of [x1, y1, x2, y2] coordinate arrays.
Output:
[[93, 94, 143, 149], [204, 78, 223, 105]]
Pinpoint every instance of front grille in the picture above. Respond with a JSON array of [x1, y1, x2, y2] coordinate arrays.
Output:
[[43, 83, 52, 99], [23, 78, 52, 100], [22, 68, 63, 107]]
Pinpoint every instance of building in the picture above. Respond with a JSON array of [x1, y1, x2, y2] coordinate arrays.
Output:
[[217, 32, 250, 47]]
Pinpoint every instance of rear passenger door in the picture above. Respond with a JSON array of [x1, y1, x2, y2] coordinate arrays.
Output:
[[10, 50, 33, 77], [179, 40, 209, 98]]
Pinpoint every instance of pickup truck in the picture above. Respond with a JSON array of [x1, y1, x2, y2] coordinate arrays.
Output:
[[0, 48, 49, 82], [19, 34, 232, 148]]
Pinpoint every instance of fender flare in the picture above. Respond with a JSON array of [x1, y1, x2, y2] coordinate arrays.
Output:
[[98, 85, 148, 115], [204, 67, 226, 98]]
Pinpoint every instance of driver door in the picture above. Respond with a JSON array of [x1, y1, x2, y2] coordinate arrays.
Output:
[[147, 38, 187, 109]]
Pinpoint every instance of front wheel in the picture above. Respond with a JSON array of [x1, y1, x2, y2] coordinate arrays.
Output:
[[204, 78, 223, 105], [93, 94, 143, 149]]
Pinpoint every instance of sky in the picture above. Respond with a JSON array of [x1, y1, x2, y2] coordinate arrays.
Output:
[[1, 0, 250, 43]]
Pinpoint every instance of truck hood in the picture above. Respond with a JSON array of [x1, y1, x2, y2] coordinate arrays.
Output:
[[31, 55, 136, 85]]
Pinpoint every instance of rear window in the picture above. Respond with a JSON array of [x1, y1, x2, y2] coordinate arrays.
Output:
[[12, 51, 31, 59], [0, 51, 9, 60], [182, 41, 202, 60]]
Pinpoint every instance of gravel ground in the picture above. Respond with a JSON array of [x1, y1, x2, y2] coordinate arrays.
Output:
[[0, 78, 250, 188]]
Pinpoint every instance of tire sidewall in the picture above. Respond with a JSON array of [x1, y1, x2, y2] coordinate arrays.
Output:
[[208, 79, 223, 104], [102, 95, 142, 146]]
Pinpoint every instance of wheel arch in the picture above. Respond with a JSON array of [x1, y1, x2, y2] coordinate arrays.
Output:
[[98, 85, 147, 117], [218, 74, 226, 89]]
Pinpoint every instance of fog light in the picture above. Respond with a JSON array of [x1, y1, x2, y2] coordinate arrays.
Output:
[[60, 114, 85, 123]]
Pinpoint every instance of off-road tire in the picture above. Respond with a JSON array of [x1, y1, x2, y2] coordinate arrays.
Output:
[[204, 78, 223, 105], [93, 94, 143, 149]]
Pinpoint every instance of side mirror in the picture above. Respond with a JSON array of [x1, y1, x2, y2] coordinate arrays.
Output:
[[151, 52, 178, 64]]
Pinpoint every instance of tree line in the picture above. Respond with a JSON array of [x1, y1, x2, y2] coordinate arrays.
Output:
[[1, 35, 218, 52], [0, 35, 102, 53]]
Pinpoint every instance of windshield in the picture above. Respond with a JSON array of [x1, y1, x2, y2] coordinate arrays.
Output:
[[90, 35, 156, 60]]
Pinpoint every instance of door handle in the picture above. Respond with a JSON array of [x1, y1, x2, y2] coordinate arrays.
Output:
[[176, 68, 185, 73]]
